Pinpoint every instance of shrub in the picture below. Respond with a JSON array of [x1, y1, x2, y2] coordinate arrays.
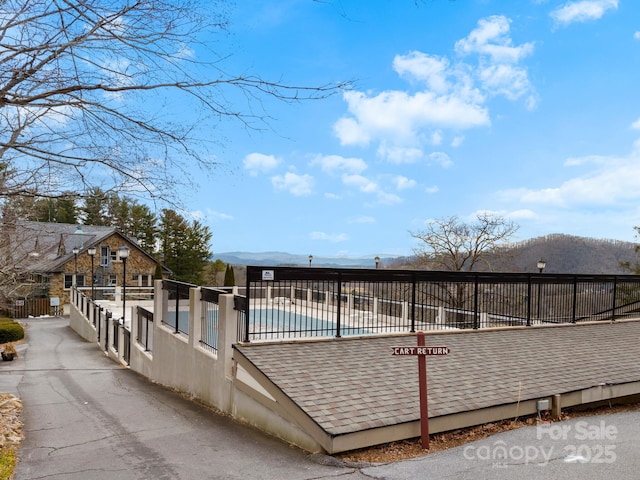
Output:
[[0, 322, 24, 344]]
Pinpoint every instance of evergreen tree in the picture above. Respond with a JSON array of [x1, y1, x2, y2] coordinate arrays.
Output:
[[159, 209, 212, 284], [82, 188, 109, 226], [3, 194, 78, 223], [224, 264, 235, 286], [80, 191, 157, 250], [203, 259, 227, 286], [154, 263, 164, 280]]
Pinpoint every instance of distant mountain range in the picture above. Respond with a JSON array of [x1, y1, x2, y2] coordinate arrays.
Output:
[[213, 234, 640, 274], [212, 251, 395, 268]]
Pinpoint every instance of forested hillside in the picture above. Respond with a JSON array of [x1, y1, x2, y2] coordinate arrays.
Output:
[[495, 234, 637, 274], [389, 234, 639, 274]]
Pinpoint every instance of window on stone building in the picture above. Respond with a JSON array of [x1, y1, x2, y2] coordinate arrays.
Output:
[[64, 275, 85, 288], [100, 246, 110, 267], [133, 274, 152, 286]]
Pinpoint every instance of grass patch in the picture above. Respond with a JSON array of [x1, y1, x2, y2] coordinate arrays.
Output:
[[0, 446, 17, 480]]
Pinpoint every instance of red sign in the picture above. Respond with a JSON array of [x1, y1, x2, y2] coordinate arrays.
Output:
[[392, 346, 450, 356]]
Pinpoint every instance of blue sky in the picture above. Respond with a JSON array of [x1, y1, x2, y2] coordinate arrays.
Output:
[[185, 0, 640, 258]]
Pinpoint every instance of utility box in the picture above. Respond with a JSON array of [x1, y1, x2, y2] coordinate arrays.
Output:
[[537, 399, 550, 411]]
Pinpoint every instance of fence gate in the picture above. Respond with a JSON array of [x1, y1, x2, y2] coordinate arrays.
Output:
[[12, 298, 52, 318]]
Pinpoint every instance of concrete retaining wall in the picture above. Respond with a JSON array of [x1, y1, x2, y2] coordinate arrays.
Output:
[[69, 282, 318, 452]]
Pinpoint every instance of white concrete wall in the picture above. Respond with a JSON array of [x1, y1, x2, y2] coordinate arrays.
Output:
[[69, 282, 315, 450]]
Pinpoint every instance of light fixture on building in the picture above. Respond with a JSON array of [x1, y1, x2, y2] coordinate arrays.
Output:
[[118, 245, 130, 325]]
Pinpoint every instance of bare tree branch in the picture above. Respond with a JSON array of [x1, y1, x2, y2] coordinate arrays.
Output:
[[0, 0, 349, 203], [410, 213, 519, 271]]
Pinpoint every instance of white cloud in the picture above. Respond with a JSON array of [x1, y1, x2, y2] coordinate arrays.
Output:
[[451, 136, 465, 147], [191, 209, 234, 221], [393, 52, 451, 93], [455, 16, 535, 64], [394, 176, 416, 190], [333, 15, 536, 161], [350, 215, 376, 224], [550, 0, 618, 27], [456, 16, 537, 109], [244, 152, 281, 176], [334, 89, 489, 148], [342, 174, 378, 193], [427, 152, 453, 168], [635, 31, 640, 40], [563, 154, 609, 166], [425, 185, 439, 194], [498, 150, 640, 208], [478, 64, 533, 101], [310, 154, 367, 174], [309, 231, 349, 243], [507, 209, 537, 220], [377, 144, 425, 164], [341, 174, 402, 205], [271, 172, 314, 196], [631, 117, 640, 130]]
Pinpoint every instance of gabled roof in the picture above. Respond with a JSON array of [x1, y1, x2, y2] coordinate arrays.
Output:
[[3, 220, 164, 274]]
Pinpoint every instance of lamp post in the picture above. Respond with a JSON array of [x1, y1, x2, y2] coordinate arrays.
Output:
[[375, 256, 380, 269], [118, 245, 130, 325], [87, 246, 96, 300], [537, 259, 546, 320], [537, 259, 546, 274], [72, 247, 79, 286], [308, 255, 313, 267]]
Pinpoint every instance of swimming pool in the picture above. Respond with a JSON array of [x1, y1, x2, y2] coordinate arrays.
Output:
[[164, 307, 372, 342], [246, 307, 371, 340]]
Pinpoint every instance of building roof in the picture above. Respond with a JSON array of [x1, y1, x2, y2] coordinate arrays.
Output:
[[4, 220, 157, 274]]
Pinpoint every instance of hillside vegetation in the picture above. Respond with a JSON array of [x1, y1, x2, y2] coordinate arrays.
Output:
[[390, 234, 638, 274]]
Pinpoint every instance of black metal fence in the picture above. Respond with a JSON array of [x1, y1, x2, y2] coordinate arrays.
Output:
[[241, 267, 640, 341], [162, 280, 193, 335], [123, 328, 130, 365], [200, 288, 229, 353], [136, 306, 153, 352]]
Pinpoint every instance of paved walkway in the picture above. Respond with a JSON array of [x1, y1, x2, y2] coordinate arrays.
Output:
[[0, 318, 363, 480]]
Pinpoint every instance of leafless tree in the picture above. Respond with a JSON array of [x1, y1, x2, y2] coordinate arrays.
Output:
[[0, 0, 347, 203], [410, 213, 519, 272], [410, 213, 519, 327]]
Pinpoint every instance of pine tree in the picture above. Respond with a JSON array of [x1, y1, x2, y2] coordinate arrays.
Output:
[[224, 264, 235, 286], [159, 209, 212, 284]]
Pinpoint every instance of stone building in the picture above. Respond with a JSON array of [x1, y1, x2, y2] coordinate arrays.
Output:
[[3, 220, 167, 314]]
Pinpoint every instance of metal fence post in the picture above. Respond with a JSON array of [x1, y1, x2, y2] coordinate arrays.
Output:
[[336, 273, 342, 338], [612, 277, 618, 321], [473, 274, 479, 329], [526, 275, 532, 327], [572, 276, 578, 323], [244, 278, 251, 343], [105, 311, 111, 351], [410, 273, 416, 333], [174, 283, 180, 334]]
